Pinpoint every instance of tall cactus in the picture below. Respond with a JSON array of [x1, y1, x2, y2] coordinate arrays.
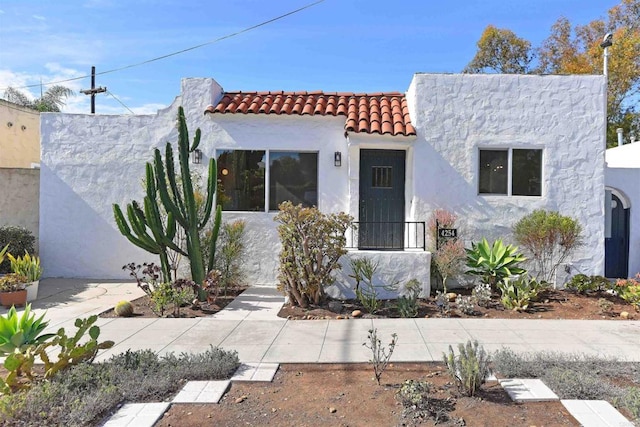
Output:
[[114, 106, 222, 295]]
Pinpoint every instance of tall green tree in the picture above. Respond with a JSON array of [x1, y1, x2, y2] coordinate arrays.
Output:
[[3, 86, 73, 112], [464, 0, 640, 146]]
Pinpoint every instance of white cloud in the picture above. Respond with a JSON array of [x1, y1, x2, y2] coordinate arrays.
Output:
[[32, 15, 45, 21]]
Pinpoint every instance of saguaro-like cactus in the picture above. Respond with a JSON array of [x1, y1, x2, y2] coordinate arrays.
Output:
[[114, 106, 221, 295]]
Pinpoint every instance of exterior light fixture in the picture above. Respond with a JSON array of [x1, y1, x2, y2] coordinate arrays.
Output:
[[334, 151, 342, 167], [192, 149, 202, 164]]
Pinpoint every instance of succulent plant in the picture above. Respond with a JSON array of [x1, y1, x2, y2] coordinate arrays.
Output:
[[0, 273, 28, 292], [114, 300, 134, 317]]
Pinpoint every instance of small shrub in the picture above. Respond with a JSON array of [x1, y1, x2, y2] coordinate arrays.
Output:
[[497, 274, 541, 311], [615, 273, 640, 309], [427, 209, 465, 293], [512, 209, 582, 283], [455, 295, 475, 315], [397, 279, 421, 318], [396, 379, 456, 425], [363, 328, 397, 385], [545, 367, 623, 400], [465, 238, 526, 288], [566, 274, 612, 294], [275, 202, 352, 308], [0, 226, 35, 273], [597, 298, 614, 314], [616, 386, 640, 421], [350, 257, 382, 314], [213, 220, 247, 293], [434, 291, 451, 315], [471, 283, 492, 307], [114, 301, 134, 317], [443, 340, 490, 397]]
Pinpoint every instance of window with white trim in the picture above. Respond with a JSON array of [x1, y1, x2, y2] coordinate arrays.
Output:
[[478, 148, 542, 196]]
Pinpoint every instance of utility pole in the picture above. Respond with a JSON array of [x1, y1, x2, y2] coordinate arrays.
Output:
[[80, 66, 106, 114]]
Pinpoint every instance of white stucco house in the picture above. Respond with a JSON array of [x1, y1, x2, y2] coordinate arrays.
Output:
[[40, 73, 613, 294]]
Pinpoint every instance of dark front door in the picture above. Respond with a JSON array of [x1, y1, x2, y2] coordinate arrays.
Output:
[[358, 149, 405, 250], [605, 194, 630, 278]]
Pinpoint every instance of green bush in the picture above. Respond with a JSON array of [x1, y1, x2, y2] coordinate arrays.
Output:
[[0, 346, 240, 426], [512, 209, 582, 283], [213, 220, 247, 293], [0, 226, 35, 273], [566, 274, 612, 294], [275, 202, 352, 308]]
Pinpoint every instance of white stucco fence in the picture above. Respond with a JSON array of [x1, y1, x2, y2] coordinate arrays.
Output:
[[40, 73, 606, 290]]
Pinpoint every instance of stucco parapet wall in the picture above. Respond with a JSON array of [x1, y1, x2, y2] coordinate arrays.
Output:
[[327, 250, 431, 300]]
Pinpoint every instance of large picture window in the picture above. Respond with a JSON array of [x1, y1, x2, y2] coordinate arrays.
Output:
[[269, 151, 318, 210], [217, 150, 318, 211], [478, 148, 542, 196]]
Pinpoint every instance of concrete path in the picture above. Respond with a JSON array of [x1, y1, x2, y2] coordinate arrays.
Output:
[[4, 278, 640, 363]]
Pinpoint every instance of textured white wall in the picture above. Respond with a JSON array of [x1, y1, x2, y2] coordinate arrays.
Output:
[[606, 142, 640, 277], [0, 168, 39, 249], [40, 74, 606, 288], [407, 74, 606, 278]]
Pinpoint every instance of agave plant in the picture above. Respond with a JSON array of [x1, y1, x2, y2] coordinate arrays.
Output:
[[0, 304, 54, 355], [465, 238, 526, 288]]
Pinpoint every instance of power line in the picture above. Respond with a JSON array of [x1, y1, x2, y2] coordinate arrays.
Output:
[[106, 89, 135, 115], [1, 0, 325, 92]]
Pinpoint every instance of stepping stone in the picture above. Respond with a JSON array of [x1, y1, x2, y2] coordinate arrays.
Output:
[[172, 380, 231, 403], [561, 400, 633, 427], [103, 402, 170, 427], [231, 362, 279, 382], [498, 378, 559, 402]]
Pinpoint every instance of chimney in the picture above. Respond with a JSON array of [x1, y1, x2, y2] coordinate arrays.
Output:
[[617, 128, 624, 146]]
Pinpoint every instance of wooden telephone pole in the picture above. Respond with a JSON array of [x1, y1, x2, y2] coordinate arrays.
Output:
[[80, 66, 106, 114]]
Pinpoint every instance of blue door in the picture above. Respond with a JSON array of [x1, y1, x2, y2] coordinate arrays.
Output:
[[358, 149, 405, 250], [605, 194, 630, 278]]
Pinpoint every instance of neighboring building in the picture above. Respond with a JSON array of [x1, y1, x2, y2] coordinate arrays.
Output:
[[0, 99, 40, 168], [39, 74, 606, 293], [605, 141, 640, 278], [0, 99, 40, 247]]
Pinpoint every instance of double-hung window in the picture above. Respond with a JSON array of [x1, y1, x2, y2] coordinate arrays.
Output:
[[478, 148, 542, 196], [216, 150, 318, 211]]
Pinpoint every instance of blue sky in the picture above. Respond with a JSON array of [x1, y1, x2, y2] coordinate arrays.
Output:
[[0, 0, 617, 114]]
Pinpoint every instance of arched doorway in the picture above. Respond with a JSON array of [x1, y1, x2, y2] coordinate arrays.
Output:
[[605, 190, 630, 278]]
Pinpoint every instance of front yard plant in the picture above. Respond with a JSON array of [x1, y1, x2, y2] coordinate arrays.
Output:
[[512, 209, 583, 283], [363, 328, 397, 385], [465, 238, 526, 288], [615, 273, 640, 309], [443, 340, 491, 397], [0, 227, 35, 274], [428, 209, 466, 292], [275, 201, 352, 308]]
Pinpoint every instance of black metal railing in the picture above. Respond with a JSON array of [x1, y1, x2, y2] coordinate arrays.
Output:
[[346, 221, 426, 251]]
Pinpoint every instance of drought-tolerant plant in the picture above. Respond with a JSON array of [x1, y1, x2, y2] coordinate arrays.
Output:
[[434, 290, 451, 315], [275, 201, 352, 308], [0, 227, 35, 274], [0, 273, 28, 293], [114, 301, 134, 317], [615, 273, 640, 309], [616, 387, 640, 421], [363, 328, 397, 385], [428, 209, 465, 292], [123, 262, 162, 296], [455, 295, 475, 315], [465, 238, 526, 288], [512, 209, 583, 283], [443, 340, 490, 397], [349, 257, 397, 314], [397, 279, 421, 318], [433, 239, 466, 293], [566, 274, 612, 294], [210, 220, 247, 294], [0, 346, 240, 426], [0, 244, 9, 269], [0, 304, 54, 356], [471, 283, 492, 307], [7, 252, 42, 282], [497, 274, 541, 311], [114, 106, 222, 292], [597, 297, 614, 314], [396, 379, 456, 425]]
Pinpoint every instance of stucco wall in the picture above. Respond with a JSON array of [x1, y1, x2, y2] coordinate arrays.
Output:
[[406, 74, 606, 278], [0, 168, 39, 249], [0, 100, 40, 168], [40, 74, 606, 287], [606, 142, 640, 277]]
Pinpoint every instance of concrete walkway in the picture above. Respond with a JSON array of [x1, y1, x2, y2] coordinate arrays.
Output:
[[5, 278, 640, 363]]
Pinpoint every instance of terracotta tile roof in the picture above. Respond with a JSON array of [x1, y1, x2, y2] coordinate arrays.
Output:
[[205, 91, 416, 137]]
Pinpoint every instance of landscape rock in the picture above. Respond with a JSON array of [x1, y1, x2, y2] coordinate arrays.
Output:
[[621, 311, 630, 319], [329, 407, 337, 413], [446, 292, 457, 302], [328, 301, 343, 313], [351, 310, 362, 318]]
